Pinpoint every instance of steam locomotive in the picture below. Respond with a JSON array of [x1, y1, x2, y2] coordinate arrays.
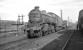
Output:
[[23, 6, 65, 38]]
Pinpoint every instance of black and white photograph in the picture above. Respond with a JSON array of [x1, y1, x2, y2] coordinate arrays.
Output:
[[0, 0, 83, 50]]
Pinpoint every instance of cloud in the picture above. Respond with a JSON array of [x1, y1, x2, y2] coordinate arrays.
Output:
[[73, 0, 83, 2], [0, 0, 5, 2], [0, 0, 7, 7], [0, 0, 82, 22], [0, 5, 3, 7], [49, 0, 83, 9]]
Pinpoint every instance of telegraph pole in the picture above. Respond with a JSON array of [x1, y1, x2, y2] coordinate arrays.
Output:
[[60, 10, 63, 19], [4, 16, 6, 32], [67, 16, 69, 26], [21, 15, 24, 25], [0, 16, 1, 30], [17, 15, 20, 31]]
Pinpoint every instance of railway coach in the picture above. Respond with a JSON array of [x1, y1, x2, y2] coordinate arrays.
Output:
[[77, 9, 83, 31]]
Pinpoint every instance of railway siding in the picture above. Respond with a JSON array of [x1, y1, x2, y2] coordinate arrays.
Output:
[[40, 29, 75, 50], [0, 30, 64, 50], [63, 30, 83, 50]]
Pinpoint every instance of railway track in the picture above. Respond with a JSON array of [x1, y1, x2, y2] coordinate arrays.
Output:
[[40, 29, 75, 50], [62, 30, 83, 50], [61, 30, 75, 50], [0, 30, 17, 33], [0, 29, 65, 50]]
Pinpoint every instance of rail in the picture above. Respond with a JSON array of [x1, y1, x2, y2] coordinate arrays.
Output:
[[61, 30, 75, 50], [0, 30, 17, 33]]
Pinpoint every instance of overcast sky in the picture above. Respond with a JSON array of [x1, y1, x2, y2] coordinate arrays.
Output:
[[0, 0, 83, 23]]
